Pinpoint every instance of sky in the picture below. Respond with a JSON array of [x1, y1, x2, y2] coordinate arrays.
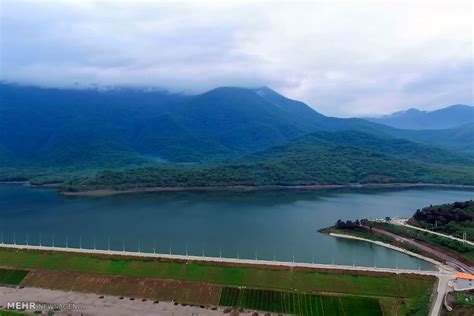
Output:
[[0, 0, 472, 117]]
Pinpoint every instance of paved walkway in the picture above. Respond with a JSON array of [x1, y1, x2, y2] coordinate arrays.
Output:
[[430, 275, 452, 316]]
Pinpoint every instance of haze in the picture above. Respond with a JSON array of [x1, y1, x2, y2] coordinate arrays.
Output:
[[0, 0, 472, 116]]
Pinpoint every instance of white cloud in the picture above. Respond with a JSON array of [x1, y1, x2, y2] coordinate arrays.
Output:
[[0, 0, 472, 116]]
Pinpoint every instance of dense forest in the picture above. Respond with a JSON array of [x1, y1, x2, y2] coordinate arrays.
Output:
[[334, 219, 368, 232], [62, 141, 474, 192], [2, 84, 474, 189], [411, 200, 474, 241]]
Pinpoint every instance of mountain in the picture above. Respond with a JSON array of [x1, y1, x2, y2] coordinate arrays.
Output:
[[163, 87, 323, 152], [367, 104, 474, 130], [276, 130, 474, 166], [0, 83, 372, 167], [1, 83, 473, 184], [63, 130, 474, 192], [0, 83, 189, 159], [378, 123, 474, 154], [245, 131, 474, 184]]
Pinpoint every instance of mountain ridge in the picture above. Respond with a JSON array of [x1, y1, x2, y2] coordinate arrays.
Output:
[[367, 104, 474, 130], [1, 83, 473, 185]]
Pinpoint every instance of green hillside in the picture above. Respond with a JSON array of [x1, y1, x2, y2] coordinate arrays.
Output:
[[411, 200, 474, 241], [0, 84, 327, 164], [293, 130, 474, 165], [2, 83, 474, 188], [394, 123, 474, 153], [360, 122, 474, 154], [62, 132, 474, 192], [2, 83, 473, 169]]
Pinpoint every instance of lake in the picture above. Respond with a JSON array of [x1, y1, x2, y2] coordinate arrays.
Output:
[[1, 184, 473, 270]]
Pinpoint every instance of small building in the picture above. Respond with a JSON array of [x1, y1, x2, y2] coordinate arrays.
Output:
[[454, 272, 474, 291]]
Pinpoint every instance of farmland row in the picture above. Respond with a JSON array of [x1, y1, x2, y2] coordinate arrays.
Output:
[[219, 287, 383, 316], [0, 269, 29, 285]]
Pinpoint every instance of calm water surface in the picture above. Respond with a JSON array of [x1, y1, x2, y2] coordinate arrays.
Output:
[[1, 185, 473, 270]]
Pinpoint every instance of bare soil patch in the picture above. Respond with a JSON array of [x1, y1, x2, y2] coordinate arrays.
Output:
[[21, 269, 223, 306]]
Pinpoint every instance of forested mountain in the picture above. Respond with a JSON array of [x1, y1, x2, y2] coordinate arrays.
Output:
[[411, 200, 474, 241], [0, 84, 327, 164], [387, 123, 474, 154], [256, 131, 474, 166], [0, 83, 188, 162], [0, 83, 375, 165], [367, 104, 474, 130], [63, 130, 474, 192], [1, 83, 473, 186]]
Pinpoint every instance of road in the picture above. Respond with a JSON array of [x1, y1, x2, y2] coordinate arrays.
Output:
[[430, 274, 452, 316], [391, 220, 474, 246], [0, 242, 448, 276], [371, 227, 474, 274]]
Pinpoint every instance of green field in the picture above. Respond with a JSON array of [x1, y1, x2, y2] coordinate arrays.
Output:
[[220, 287, 382, 316], [0, 248, 435, 315], [0, 248, 433, 298], [0, 268, 29, 285]]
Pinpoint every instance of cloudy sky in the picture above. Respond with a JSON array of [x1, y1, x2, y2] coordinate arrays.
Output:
[[0, 0, 472, 116]]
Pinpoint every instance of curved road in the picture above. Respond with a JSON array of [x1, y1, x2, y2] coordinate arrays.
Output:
[[371, 227, 474, 274]]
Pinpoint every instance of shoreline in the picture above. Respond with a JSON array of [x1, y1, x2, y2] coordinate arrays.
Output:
[[328, 232, 445, 269], [0, 181, 61, 188], [0, 180, 28, 184], [62, 182, 474, 197]]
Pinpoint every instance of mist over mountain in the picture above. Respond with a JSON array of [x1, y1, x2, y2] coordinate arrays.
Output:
[[0, 83, 374, 165], [367, 104, 474, 130], [1, 83, 473, 186], [388, 123, 474, 154]]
